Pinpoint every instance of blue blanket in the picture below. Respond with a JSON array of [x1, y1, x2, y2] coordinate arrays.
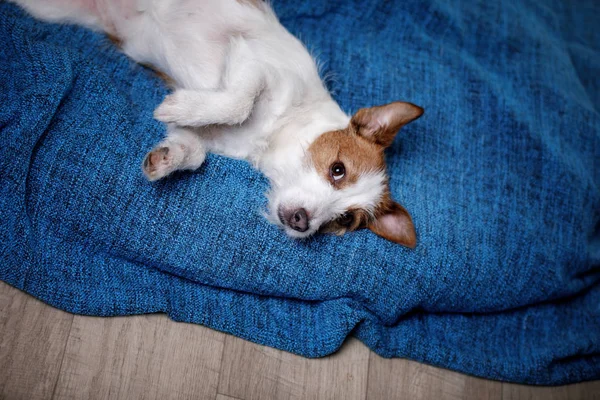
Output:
[[1, 0, 599, 385]]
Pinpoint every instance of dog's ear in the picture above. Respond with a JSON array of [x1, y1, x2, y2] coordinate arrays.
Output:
[[368, 201, 416, 248], [351, 101, 423, 147]]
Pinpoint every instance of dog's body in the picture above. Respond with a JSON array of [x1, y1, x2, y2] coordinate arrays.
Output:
[[12, 0, 423, 246]]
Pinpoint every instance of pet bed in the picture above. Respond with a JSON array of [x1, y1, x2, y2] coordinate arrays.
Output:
[[1, 0, 599, 384]]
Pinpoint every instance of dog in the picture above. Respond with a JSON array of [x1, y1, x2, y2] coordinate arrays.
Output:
[[11, 0, 424, 247]]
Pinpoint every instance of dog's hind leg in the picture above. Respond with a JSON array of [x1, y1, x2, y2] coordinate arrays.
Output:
[[142, 125, 206, 181], [153, 37, 265, 127]]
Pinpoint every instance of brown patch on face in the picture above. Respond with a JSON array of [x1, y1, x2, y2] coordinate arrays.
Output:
[[308, 127, 416, 247], [320, 191, 417, 248], [310, 100, 422, 246], [319, 208, 371, 235], [319, 191, 397, 236], [307, 127, 385, 190], [309, 127, 388, 236]]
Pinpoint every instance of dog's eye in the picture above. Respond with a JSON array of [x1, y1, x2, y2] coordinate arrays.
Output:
[[330, 162, 345, 181], [337, 212, 354, 227]]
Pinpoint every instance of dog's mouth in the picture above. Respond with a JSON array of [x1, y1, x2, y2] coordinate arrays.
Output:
[[276, 209, 286, 226]]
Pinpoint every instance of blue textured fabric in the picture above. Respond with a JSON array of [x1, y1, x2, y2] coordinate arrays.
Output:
[[1, 0, 599, 385]]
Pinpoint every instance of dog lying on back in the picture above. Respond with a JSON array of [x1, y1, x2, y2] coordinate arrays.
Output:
[[12, 0, 424, 247]]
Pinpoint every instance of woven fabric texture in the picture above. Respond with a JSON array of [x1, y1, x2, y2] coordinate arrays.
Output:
[[1, 0, 599, 385]]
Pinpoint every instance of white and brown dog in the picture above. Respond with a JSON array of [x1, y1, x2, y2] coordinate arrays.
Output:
[[12, 0, 424, 247]]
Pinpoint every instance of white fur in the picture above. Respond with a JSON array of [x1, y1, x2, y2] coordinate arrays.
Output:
[[11, 0, 388, 238]]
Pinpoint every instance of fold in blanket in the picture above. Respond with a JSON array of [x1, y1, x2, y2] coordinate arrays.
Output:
[[1, 0, 599, 385]]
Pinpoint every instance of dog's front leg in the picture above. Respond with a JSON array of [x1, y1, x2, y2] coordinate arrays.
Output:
[[154, 37, 265, 127], [142, 124, 206, 181]]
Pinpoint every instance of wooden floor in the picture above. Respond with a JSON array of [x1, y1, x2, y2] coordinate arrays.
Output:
[[1, 281, 598, 400]]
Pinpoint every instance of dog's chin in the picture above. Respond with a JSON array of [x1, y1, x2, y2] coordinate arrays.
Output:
[[282, 225, 317, 239]]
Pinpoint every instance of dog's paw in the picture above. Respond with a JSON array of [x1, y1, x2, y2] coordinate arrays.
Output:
[[154, 94, 181, 123], [153, 91, 199, 125], [142, 146, 176, 181]]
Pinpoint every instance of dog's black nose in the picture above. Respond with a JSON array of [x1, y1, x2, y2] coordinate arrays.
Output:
[[279, 207, 309, 232], [289, 208, 308, 232]]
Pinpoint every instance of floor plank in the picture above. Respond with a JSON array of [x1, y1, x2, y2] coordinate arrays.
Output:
[[52, 314, 225, 400], [218, 336, 369, 400], [366, 353, 503, 400], [502, 381, 600, 400], [216, 394, 243, 400], [1, 282, 600, 400], [0, 282, 74, 400]]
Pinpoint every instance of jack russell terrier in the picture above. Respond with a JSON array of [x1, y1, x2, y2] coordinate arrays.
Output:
[[11, 0, 424, 247]]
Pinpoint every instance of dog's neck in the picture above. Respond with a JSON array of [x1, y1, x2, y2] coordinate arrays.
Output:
[[257, 96, 350, 182]]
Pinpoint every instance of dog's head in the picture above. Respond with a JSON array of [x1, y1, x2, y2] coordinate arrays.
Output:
[[267, 101, 423, 247]]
